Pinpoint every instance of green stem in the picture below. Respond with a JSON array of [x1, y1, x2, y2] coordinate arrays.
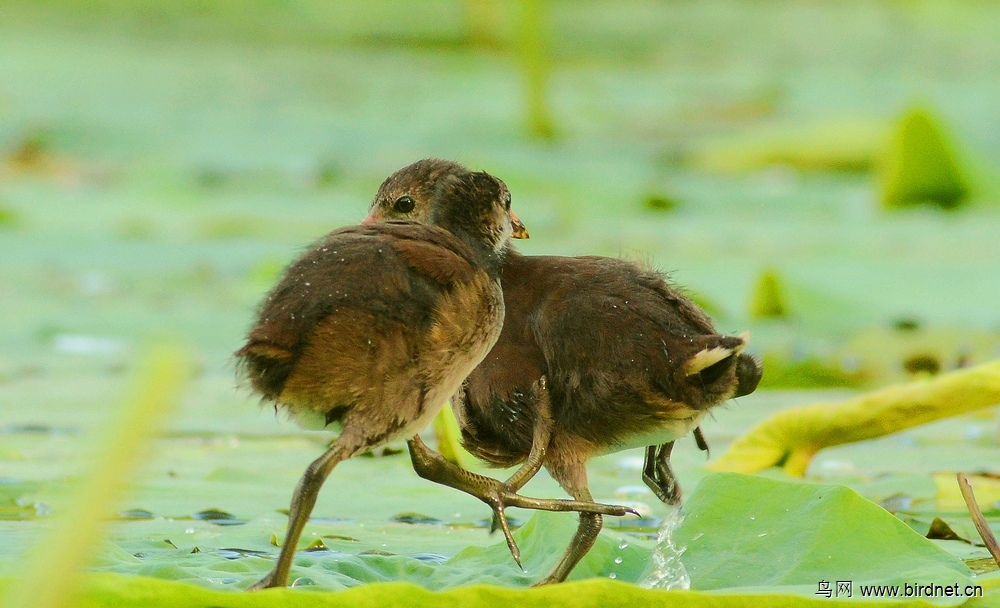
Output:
[[518, 0, 556, 140]]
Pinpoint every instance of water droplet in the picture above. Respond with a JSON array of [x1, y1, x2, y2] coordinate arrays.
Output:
[[639, 507, 690, 591], [185, 527, 195, 534], [618, 540, 629, 549], [758, 532, 767, 537], [608, 573, 617, 579], [614, 557, 623, 564], [206, 577, 239, 585]]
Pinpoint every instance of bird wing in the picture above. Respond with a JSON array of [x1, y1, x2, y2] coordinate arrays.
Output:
[[236, 222, 478, 400]]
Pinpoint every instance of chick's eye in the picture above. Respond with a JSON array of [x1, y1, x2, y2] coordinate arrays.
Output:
[[394, 195, 415, 213]]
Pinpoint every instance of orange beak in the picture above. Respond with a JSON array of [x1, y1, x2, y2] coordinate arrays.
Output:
[[510, 210, 529, 239], [360, 210, 377, 225]]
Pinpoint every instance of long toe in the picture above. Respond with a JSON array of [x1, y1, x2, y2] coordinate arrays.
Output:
[[492, 505, 522, 567], [503, 491, 638, 517]]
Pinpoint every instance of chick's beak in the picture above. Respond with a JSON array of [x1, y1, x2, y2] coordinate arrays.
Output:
[[510, 210, 529, 239], [360, 210, 377, 225]]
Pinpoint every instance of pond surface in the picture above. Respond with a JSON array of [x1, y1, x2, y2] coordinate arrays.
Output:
[[1, 0, 999, 597]]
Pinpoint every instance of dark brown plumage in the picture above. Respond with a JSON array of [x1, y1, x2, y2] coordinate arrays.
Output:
[[236, 159, 515, 589], [237, 159, 630, 590], [365, 192, 763, 585]]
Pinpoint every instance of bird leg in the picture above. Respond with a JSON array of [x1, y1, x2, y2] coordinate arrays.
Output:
[[642, 442, 682, 506], [642, 428, 711, 507], [532, 463, 602, 585], [498, 376, 554, 493], [488, 376, 555, 541], [248, 439, 356, 590], [407, 435, 636, 568], [653, 442, 682, 506], [642, 444, 660, 497]]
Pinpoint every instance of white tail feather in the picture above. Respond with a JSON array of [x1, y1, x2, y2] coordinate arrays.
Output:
[[684, 346, 734, 376]]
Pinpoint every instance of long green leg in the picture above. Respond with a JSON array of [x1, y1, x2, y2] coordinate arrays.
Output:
[[532, 465, 601, 586], [248, 439, 356, 590], [408, 435, 636, 568], [488, 376, 555, 539]]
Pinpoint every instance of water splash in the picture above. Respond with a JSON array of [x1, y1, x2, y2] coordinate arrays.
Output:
[[640, 507, 690, 590]]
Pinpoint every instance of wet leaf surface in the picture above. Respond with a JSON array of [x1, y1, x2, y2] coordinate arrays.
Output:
[[191, 509, 246, 526], [677, 474, 975, 599], [389, 513, 444, 525], [2, 1, 1000, 605]]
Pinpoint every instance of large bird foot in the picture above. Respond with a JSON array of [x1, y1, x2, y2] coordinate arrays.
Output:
[[408, 435, 637, 567]]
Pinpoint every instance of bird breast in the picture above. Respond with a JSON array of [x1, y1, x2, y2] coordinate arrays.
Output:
[[412, 272, 505, 435]]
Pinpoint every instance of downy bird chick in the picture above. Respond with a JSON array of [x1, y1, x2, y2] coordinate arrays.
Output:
[[365, 183, 762, 585], [237, 159, 630, 589]]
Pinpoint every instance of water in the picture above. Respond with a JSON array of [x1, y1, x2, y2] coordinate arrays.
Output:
[[640, 507, 690, 591], [291, 577, 316, 587]]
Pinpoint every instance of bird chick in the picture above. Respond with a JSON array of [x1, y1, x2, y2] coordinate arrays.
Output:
[[237, 159, 630, 589], [365, 189, 763, 585]]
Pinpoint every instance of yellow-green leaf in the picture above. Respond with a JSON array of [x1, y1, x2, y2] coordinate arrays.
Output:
[[709, 360, 1000, 476]]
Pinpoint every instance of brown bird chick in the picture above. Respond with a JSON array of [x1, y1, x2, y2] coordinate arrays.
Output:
[[365, 196, 763, 585], [236, 159, 632, 590]]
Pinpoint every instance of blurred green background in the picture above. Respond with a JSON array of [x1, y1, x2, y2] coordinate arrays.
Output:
[[2, 0, 999, 593]]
